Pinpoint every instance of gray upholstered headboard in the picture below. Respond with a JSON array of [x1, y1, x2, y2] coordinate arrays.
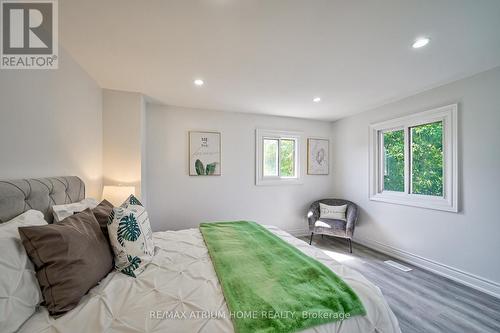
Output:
[[0, 176, 85, 223]]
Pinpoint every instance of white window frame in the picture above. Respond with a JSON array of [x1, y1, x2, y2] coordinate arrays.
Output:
[[256, 129, 302, 186], [369, 104, 458, 212]]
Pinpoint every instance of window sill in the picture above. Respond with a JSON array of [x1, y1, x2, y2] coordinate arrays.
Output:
[[256, 178, 303, 186], [369, 192, 458, 212]]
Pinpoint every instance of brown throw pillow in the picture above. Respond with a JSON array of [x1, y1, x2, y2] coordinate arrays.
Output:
[[18, 208, 114, 317], [92, 199, 114, 239]]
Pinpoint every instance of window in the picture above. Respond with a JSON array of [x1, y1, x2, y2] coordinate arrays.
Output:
[[256, 129, 301, 185], [382, 129, 405, 192], [411, 121, 444, 196], [369, 104, 458, 212]]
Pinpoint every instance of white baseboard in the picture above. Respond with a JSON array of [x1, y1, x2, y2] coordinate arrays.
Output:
[[354, 236, 500, 299], [285, 227, 310, 237]]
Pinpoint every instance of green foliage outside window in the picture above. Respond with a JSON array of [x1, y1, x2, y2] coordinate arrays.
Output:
[[263, 138, 295, 177], [411, 121, 443, 196], [280, 139, 295, 177], [382, 122, 443, 196], [383, 130, 405, 192], [263, 139, 278, 176]]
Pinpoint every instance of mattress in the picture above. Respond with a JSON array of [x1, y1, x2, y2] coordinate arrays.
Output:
[[19, 226, 401, 333]]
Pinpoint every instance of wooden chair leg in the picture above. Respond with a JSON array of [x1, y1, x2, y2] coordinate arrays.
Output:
[[348, 239, 352, 253], [309, 232, 314, 245]]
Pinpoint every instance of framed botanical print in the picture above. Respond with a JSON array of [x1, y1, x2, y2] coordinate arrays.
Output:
[[189, 131, 221, 176], [307, 138, 329, 175]]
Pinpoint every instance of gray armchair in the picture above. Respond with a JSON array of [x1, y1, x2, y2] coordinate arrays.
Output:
[[307, 199, 359, 253]]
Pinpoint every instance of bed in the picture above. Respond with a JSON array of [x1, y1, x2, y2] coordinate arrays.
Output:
[[0, 177, 401, 333]]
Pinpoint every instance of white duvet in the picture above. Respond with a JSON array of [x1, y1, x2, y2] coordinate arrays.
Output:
[[19, 226, 401, 333]]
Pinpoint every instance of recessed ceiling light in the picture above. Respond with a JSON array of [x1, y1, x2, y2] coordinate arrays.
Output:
[[313, 97, 321, 103], [194, 79, 204, 86], [412, 37, 430, 49]]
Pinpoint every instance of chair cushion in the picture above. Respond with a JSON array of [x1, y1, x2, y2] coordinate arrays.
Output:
[[319, 203, 347, 221], [314, 218, 347, 237]]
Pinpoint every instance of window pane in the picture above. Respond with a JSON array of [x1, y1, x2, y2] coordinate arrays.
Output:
[[263, 139, 278, 176], [383, 130, 405, 192], [411, 121, 443, 196], [280, 139, 295, 177]]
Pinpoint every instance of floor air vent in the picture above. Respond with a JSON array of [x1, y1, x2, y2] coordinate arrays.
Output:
[[384, 260, 412, 272]]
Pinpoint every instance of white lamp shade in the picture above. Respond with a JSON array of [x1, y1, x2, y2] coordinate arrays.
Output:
[[102, 185, 136, 206]]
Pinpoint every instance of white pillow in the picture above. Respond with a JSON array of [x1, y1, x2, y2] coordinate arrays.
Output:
[[107, 196, 154, 278], [319, 203, 347, 221], [0, 210, 47, 333], [52, 197, 99, 222]]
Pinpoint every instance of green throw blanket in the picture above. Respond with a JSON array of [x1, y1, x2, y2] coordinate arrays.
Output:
[[199, 221, 366, 333]]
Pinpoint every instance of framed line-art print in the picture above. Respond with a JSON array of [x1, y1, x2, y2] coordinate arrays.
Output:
[[189, 131, 221, 176], [307, 138, 329, 175]]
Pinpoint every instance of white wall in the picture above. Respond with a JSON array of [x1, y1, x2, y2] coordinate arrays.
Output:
[[146, 105, 334, 234], [0, 49, 103, 197], [331, 67, 500, 296], [102, 89, 145, 200]]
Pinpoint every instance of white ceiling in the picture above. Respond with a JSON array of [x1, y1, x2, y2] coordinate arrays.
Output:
[[60, 0, 500, 120]]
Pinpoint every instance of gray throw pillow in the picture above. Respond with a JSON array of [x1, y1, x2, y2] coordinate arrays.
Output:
[[18, 209, 113, 317], [92, 199, 114, 239]]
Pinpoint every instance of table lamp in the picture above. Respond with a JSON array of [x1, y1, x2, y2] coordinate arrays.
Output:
[[102, 185, 136, 206]]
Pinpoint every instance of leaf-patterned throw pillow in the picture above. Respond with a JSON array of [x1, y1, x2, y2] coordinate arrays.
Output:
[[121, 194, 143, 207], [107, 196, 154, 278]]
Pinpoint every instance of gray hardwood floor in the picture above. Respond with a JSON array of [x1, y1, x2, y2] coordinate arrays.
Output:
[[299, 235, 500, 333]]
